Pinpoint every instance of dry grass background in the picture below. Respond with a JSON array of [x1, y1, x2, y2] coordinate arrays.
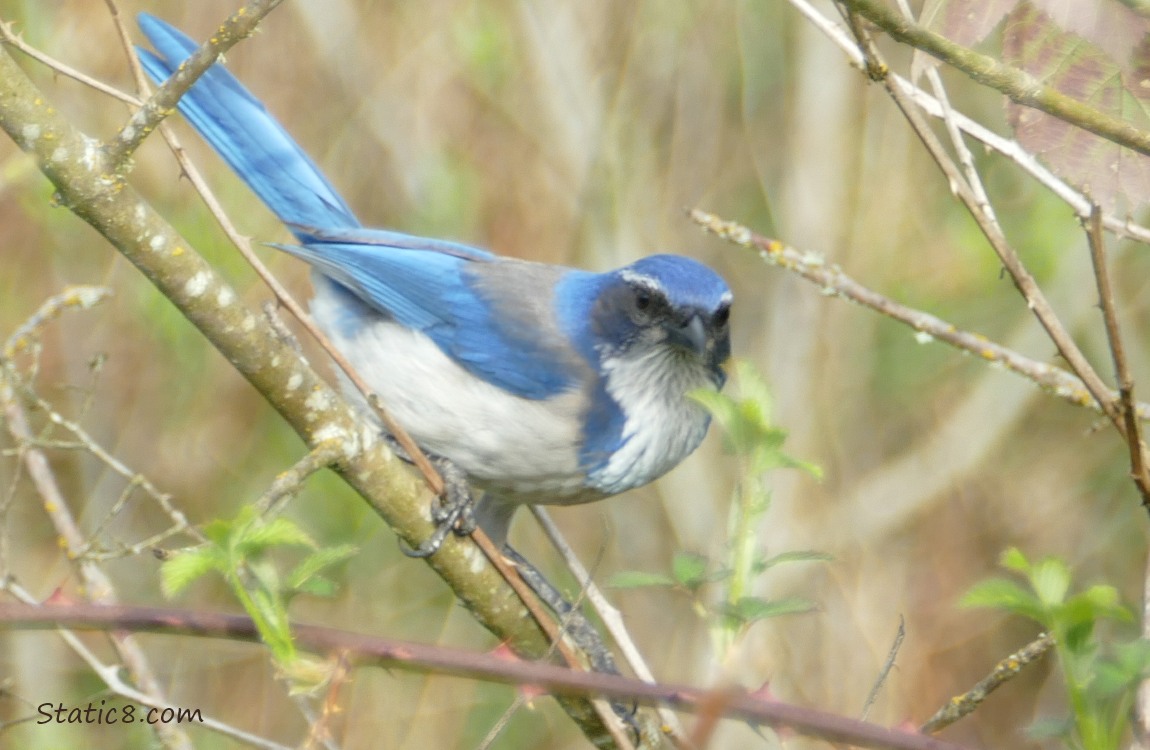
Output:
[[2, 1, 1148, 748]]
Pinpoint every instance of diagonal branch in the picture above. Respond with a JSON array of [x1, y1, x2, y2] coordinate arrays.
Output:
[[840, 15, 1124, 434], [920, 633, 1055, 734]]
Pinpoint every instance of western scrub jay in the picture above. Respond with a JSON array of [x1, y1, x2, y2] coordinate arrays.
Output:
[[137, 14, 732, 548]]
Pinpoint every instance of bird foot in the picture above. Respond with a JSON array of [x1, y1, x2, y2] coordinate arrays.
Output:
[[385, 436, 477, 557]]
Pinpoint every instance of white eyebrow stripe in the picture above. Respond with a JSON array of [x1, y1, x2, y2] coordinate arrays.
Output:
[[619, 268, 664, 291]]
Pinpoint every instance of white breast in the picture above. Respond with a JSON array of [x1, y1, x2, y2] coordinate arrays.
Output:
[[589, 346, 716, 495]]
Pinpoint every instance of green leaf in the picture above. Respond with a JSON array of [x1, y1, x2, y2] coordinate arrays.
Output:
[[1025, 715, 1075, 742], [160, 547, 223, 598], [249, 585, 294, 660], [1116, 639, 1150, 674], [1061, 586, 1132, 635], [607, 570, 678, 589], [999, 547, 1031, 574], [236, 517, 316, 556], [960, 578, 1045, 622], [757, 550, 834, 571], [202, 517, 235, 547], [291, 576, 337, 598], [287, 544, 357, 592], [281, 655, 337, 696], [1030, 557, 1071, 607], [1092, 639, 1150, 699], [723, 596, 817, 624], [672, 552, 712, 588]]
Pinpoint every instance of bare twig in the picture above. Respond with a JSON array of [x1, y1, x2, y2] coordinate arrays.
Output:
[[1085, 205, 1150, 509], [862, 616, 905, 721], [0, 21, 137, 104], [921, 633, 1055, 734], [105, 0, 285, 165], [5, 372, 200, 553], [1, 286, 112, 358], [255, 442, 349, 517], [843, 10, 1123, 435], [2, 311, 194, 750], [689, 210, 1150, 421]]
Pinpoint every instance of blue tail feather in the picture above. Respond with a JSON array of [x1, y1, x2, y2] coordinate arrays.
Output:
[[136, 13, 360, 233]]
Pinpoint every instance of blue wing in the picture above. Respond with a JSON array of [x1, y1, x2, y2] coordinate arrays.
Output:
[[137, 15, 578, 398], [280, 238, 580, 397]]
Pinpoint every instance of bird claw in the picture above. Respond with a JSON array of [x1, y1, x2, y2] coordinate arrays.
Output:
[[387, 436, 478, 558]]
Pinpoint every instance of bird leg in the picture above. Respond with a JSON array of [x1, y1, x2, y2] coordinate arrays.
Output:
[[385, 436, 477, 557], [499, 545, 639, 736]]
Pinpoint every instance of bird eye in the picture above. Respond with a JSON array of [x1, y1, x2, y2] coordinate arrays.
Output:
[[714, 303, 730, 327], [634, 289, 652, 311]]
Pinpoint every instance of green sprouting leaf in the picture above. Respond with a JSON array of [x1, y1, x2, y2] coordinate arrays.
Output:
[[1094, 640, 1150, 699], [607, 570, 679, 589], [960, 578, 1044, 621], [281, 655, 337, 696], [160, 547, 224, 598], [291, 576, 337, 598], [691, 362, 822, 480], [1025, 715, 1076, 742], [756, 550, 834, 573], [691, 363, 775, 454], [286, 544, 357, 593], [1030, 557, 1072, 607], [236, 517, 316, 556], [1115, 639, 1150, 675], [1061, 585, 1132, 632], [247, 556, 283, 595], [1079, 584, 1131, 621], [999, 546, 1031, 574], [672, 552, 715, 589], [723, 596, 817, 625], [202, 517, 235, 547], [1061, 619, 1099, 655]]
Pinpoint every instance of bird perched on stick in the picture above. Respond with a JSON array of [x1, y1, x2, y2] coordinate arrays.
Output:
[[137, 14, 732, 550]]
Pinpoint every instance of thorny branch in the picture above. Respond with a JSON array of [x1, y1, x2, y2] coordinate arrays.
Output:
[[0, 602, 974, 750]]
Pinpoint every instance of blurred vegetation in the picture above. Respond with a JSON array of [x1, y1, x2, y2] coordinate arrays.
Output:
[[963, 549, 1150, 749], [1, 0, 1149, 748]]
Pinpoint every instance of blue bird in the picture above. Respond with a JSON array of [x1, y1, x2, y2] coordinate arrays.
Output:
[[137, 15, 732, 545]]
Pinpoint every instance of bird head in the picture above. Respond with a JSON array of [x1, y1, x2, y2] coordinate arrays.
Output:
[[590, 254, 732, 387]]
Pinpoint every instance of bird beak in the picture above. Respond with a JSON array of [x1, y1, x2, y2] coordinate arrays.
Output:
[[668, 314, 708, 357]]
